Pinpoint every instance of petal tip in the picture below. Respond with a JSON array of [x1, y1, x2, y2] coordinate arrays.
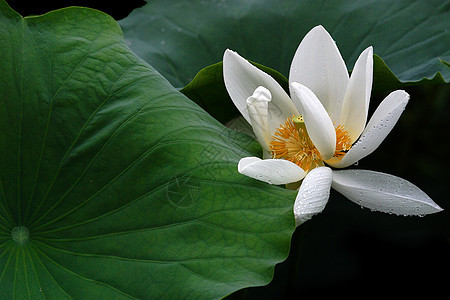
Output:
[[389, 90, 410, 107], [399, 90, 410, 102], [366, 46, 374, 60], [427, 202, 444, 214], [223, 48, 231, 58], [290, 82, 310, 98], [248, 86, 271, 103], [310, 24, 329, 35], [223, 48, 240, 61]]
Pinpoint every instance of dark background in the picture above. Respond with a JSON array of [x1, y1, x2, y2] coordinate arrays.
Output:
[[8, 0, 146, 20], [8, 0, 450, 297]]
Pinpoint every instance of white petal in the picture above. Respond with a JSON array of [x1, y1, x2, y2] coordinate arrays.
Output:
[[339, 47, 373, 143], [223, 49, 298, 125], [246, 86, 272, 155], [290, 82, 336, 160], [294, 167, 332, 226], [328, 90, 409, 168], [332, 169, 443, 215], [289, 25, 349, 122], [238, 157, 306, 185]]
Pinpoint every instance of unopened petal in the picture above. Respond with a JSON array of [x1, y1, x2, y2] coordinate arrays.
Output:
[[289, 25, 349, 122], [339, 46, 373, 143], [332, 169, 443, 215], [246, 86, 272, 156], [238, 157, 306, 185], [223, 49, 298, 124], [328, 90, 409, 168], [291, 82, 336, 160], [294, 167, 332, 226]]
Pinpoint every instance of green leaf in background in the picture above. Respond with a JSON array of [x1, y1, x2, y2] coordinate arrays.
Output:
[[0, 1, 296, 298], [119, 0, 449, 89]]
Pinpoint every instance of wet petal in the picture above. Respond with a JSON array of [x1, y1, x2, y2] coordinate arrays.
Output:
[[291, 82, 336, 160], [328, 90, 409, 168], [238, 157, 306, 185], [223, 49, 298, 124], [339, 47, 373, 143], [294, 167, 332, 226], [332, 169, 443, 215], [289, 25, 349, 122]]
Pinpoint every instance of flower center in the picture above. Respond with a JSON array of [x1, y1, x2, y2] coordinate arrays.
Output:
[[270, 115, 352, 172]]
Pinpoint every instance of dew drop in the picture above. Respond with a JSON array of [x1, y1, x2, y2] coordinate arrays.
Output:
[[160, 40, 166, 45]]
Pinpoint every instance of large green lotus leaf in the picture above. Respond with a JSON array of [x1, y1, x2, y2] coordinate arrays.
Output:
[[119, 0, 449, 89], [0, 1, 296, 298]]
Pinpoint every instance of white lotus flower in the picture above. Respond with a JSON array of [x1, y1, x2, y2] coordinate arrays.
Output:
[[223, 25, 442, 226]]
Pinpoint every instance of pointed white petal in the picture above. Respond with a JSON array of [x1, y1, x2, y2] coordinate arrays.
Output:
[[238, 157, 306, 185], [332, 169, 443, 215], [339, 47, 373, 143], [294, 167, 332, 226], [246, 86, 272, 154], [289, 25, 349, 122], [223, 49, 298, 125], [327, 90, 409, 168], [291, 82, 336, 160]]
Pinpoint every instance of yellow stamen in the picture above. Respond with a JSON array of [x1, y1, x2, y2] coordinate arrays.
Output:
[[270, 115, 352, 172], [334, 124, 352, 158]]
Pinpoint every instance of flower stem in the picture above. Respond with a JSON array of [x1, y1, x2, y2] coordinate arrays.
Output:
[[286, 223, 307, 296]]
